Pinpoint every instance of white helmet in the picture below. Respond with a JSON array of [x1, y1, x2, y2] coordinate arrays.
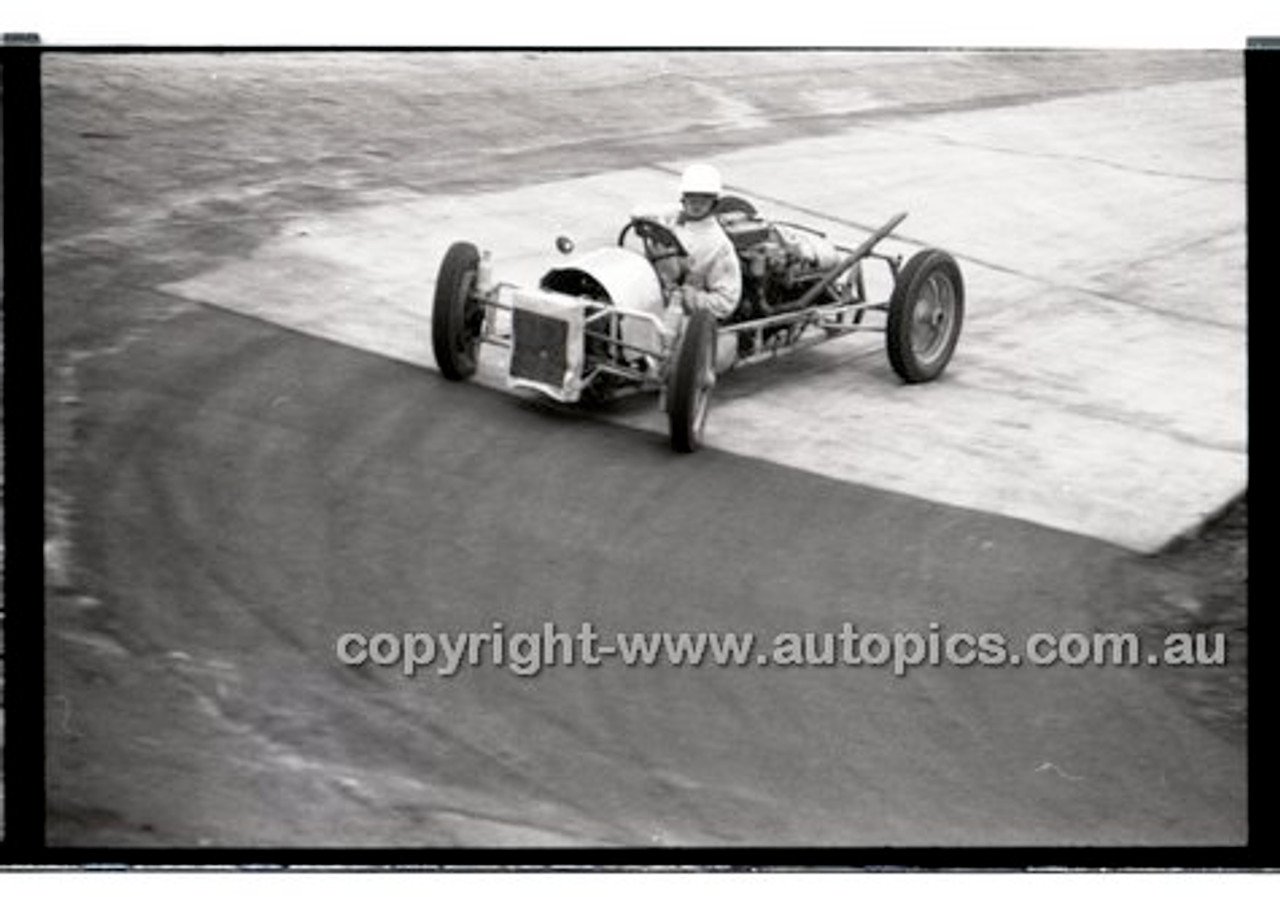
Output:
[[680, 163, 722, 197]]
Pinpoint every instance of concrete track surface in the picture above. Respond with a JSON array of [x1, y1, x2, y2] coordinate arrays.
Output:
[[44, 51, 1246, 847]]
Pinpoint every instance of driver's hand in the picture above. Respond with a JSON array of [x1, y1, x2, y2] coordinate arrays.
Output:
[[664, 284, 687, 312]]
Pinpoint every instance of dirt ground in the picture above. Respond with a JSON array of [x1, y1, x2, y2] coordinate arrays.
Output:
[[41, 50, 1247, 847]]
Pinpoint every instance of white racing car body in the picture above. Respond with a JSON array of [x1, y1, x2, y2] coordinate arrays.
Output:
[[508, 246, 667, 402]]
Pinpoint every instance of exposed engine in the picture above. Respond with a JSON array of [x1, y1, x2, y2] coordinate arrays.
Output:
[[721, 216, 845, 321]]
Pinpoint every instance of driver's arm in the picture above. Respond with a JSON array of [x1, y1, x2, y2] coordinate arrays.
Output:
[[631, 205, 686, 287], [679, 241, 741, 319]]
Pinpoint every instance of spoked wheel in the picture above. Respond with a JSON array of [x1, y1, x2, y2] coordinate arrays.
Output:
[[668, 309, 718, 453], [431, 241, 485, 381], [886, 249, 964, 383]]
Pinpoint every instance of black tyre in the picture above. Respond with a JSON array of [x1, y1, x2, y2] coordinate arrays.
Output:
[[886, 249, 964, 383], [431, 242, 484, 381], [668, 309, 718, 453], [715, 194, 758, 219]]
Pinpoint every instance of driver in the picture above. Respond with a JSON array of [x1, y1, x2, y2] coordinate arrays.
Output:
[[658, 163, 742, 320]]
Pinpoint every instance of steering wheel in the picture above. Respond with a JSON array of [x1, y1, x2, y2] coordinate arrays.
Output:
[[618, 217, 688, 263]]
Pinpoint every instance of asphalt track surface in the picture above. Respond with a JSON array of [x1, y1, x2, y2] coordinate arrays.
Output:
[[44, 52, 1246, 847]]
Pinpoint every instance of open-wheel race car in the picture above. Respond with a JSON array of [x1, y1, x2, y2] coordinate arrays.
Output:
[[431, 193, 964, 452]]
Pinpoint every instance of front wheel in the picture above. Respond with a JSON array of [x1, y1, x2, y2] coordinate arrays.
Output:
[[431, 242, 484, 381], [886, 249, 964, 383], [668, 310, 718, 453]]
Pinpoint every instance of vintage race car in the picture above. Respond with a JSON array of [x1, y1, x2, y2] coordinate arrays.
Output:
[[431, 194, 964, 452]]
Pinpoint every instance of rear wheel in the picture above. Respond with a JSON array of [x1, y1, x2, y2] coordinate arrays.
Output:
[[886, 249, 964, 383], [431, 242, 484, 381], [668, 310, 718, 453]]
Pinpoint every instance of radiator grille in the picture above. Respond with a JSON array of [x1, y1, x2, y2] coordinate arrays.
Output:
[[510, 308, 570, 387]]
